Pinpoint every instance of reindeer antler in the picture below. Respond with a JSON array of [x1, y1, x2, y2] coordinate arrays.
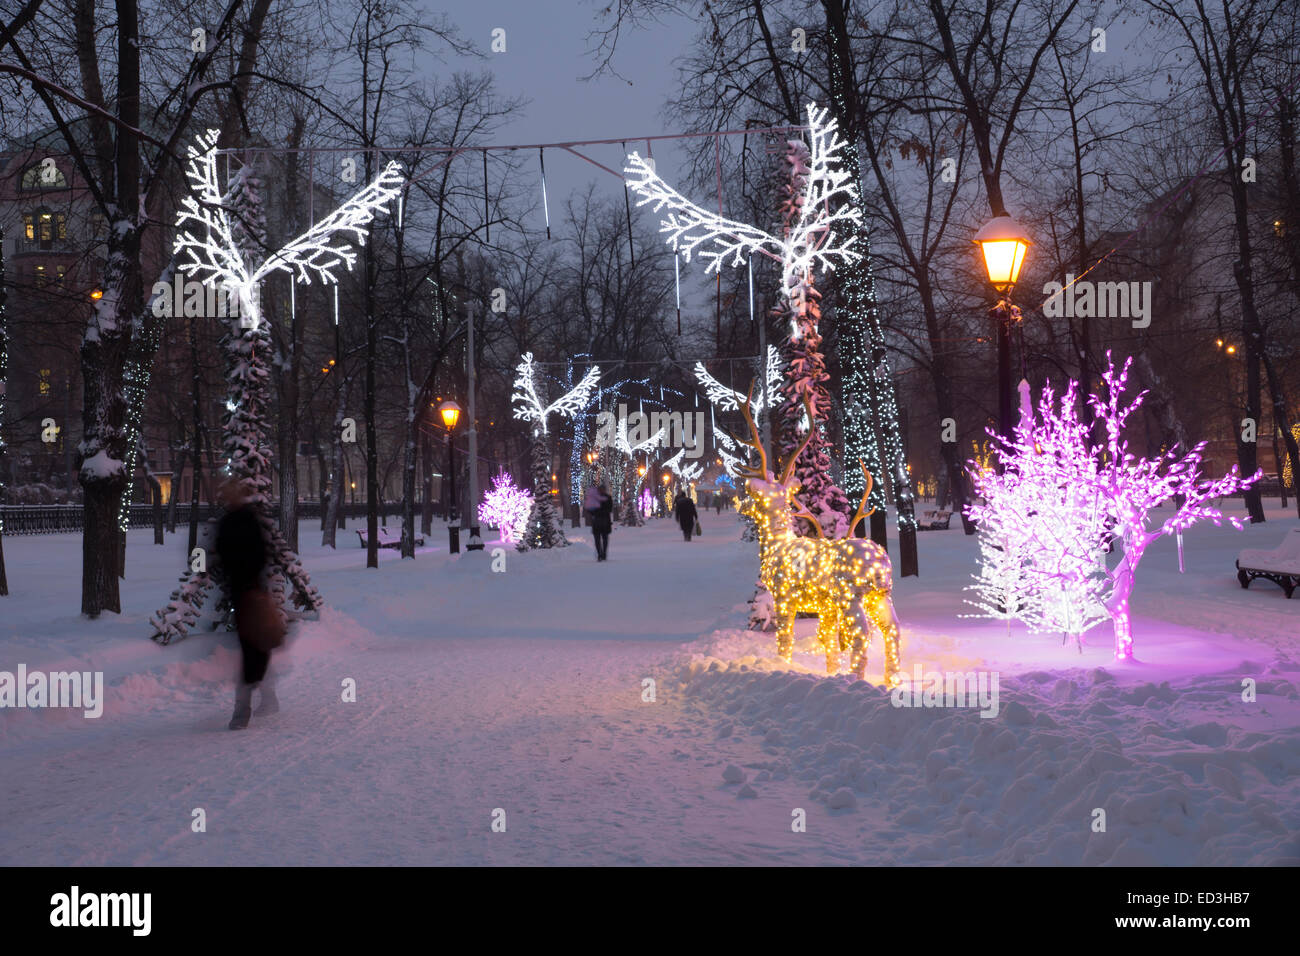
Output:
[[779, 391, 818, 485], [846, 459, 875, 537], [790, 499, 827, 538], [730, 381, 769, 479]]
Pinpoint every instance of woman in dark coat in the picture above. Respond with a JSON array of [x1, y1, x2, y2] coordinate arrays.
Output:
[[589, 484, 613, 561], [215, 477, 277, 730], [674, 491, 698, 542]]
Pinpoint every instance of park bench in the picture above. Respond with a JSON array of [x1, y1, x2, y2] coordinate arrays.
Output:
[[357, 526, 424, 550], [1236, 527, 1300, 599], [918, 509, 953, 531]]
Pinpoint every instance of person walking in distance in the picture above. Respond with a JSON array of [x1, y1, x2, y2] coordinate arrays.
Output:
[[216, 477, 284, 730], [589, 483, 613, 561], [674, 490, 699, 542]]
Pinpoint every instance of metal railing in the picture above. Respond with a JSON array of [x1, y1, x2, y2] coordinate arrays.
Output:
[[0, 500, 444, 535]]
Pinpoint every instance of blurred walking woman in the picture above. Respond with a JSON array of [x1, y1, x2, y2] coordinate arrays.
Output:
[[216, 477, 284, 729]]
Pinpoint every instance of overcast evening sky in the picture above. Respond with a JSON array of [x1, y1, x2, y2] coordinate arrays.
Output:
[[430, 0, 698, 225]]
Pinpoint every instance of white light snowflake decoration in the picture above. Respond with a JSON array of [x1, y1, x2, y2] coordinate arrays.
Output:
[[512, 352, 601, 436], [625, 103, 862, 297], [173, 129, 404, 330]]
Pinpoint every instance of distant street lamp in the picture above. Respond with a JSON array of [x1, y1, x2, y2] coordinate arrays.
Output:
[[973, 215, 1031, 442], [438, 399, 462, 553]]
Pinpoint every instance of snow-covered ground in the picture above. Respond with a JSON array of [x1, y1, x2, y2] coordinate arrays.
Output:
[[1, 503, 1297, 865]]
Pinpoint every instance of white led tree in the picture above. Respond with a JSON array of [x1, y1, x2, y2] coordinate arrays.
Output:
[[512, 353, 601, 550], [693, 345, 782, 420], [625, 104, 863, 292], [152, 130, 404, 643], [661, 446, 704, 484], [694, 344, 783, 480], [627, 104, 858, 536]]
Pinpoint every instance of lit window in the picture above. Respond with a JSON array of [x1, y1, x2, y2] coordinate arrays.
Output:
[[23, 209, 66, 248], [39, 368, 51, 395], [35, 264, 47, 288]]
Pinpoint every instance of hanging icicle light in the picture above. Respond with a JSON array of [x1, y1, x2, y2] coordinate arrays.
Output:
[[539, 148, 551, 240], [333, 284, 339, 326], [747, 252, 754, 324]]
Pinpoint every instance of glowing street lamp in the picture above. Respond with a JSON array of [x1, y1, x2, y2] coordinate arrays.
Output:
[[438, 399, 462, 552], [438, 399, 462, 431], [973, 216, 1030, 292], [974, 215, 1031, 444]]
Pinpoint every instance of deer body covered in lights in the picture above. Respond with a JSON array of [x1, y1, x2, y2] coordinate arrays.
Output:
[[735, 391, 902, 687]]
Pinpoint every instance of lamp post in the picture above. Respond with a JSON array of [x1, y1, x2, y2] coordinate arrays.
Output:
[[973, 216, 1031, 443], [439, 399, 461, 553], [463, 307, 483, 551]]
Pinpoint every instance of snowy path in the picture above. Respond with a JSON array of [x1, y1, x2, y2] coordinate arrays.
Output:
[[2, 515, 865, 865], [1, 507, 1298, 865]]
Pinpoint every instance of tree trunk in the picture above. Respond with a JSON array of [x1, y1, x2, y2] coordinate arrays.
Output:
[[0, 226, 8, 596], [82, 477, 124, 616], [364, 241, 379, 568], [323, 384, 347, 548], [1262, 356, 1300, 518], [165, 442, 178, 534], [401, 418, 417, 558], [187, 437, 201, 557], [1231, 257, 1266, 523], [420, 422, 433, 536]]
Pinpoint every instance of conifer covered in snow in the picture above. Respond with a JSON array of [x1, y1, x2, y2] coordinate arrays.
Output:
[[621, 493, 643, 527], [518, 433, 568, 550], [774, 140, 853, 538]]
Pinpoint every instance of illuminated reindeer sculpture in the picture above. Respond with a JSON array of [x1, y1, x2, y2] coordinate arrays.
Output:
[[735, 390, 902, 687]]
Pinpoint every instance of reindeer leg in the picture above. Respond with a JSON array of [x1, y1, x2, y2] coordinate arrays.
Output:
[[866, 592, 902, 689], [774, 601, 795, 663], [817, 612, 840, 674], [848, 604, 869, 681]]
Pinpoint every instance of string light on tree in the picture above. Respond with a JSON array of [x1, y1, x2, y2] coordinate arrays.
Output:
[[0, 227, 8, 595], [963, 381, 1111, 645]]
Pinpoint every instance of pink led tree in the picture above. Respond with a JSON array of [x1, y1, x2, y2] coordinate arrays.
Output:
[[967, 353, 1257, 660], [479, 473, 533, 546]]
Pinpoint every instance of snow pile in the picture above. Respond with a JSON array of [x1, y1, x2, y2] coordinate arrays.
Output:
[[672, 636, 1300, 864]]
